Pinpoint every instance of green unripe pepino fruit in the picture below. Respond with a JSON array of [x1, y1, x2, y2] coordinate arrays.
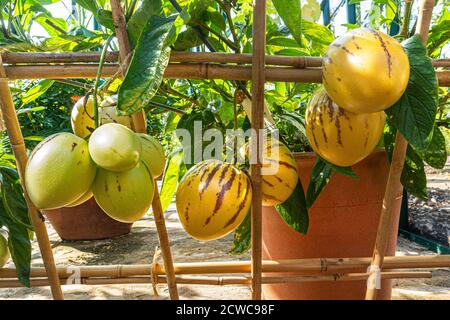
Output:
[[138, 134, 166, 178], [92, 162, 155, 223], [88, 123, 142, 172], [25, 133, 97, 209]]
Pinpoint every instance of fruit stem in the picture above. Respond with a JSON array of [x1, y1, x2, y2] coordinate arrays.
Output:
[[93, 34, 114, 129]]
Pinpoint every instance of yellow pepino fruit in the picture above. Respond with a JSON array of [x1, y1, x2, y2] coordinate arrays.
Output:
[[71, 96, 133, 138], [176, 159, 252, 241], [259, 138, 298, 206], [305, 87, 386, 167], [323, 28, 409, 114]]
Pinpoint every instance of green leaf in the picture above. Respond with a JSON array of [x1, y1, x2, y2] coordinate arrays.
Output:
[[401, 145, 428, 200], [127, 0, 163, 47], [21, 80, 55, 106], [157, 148, 184, 213], [383, 123, 428, 200], [228, 210, 251, 255], [275, 179, 309, 234], [272, 0, 302, 46], [385, 35, 439, 150], [118, 16, 177, 115], [418, 125, 448, 170], [0, 166, 32, 287], [172, 28, 203, 51], [306, 158, 332, 208], [305, 157, 356, 208]]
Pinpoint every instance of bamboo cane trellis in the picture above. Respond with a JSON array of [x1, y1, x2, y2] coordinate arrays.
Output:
[[0, 0, 448, 300]]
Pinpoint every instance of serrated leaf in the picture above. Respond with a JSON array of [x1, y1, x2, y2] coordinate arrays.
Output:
[[385, 35, 439, 150], [275, 179, 309, 234], [118, 16, 176, 115], [229, 210, 251, 255]]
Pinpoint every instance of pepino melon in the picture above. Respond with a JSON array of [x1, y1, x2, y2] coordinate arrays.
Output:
[[176, 159, 252, 241], [88, 123, 142, 172], [92, 162, 154, 223], [323, 28, 409, 114], [25, 133, 97, 209], [305, 87, 386, 167], [138, 134, 166, 178], [71, 96, 133, 138]]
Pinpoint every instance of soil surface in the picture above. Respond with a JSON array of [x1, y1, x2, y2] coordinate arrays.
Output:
[[0, 163, 449, 300]]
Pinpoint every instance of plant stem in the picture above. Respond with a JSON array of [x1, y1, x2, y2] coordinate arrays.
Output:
[[400, 0, 413, 38], [93, 34, 114, 128], [195, 21, 239, 52], [53, 79, 91, 90], [148, 101, 187, 115], [125, 0, 139, 21]]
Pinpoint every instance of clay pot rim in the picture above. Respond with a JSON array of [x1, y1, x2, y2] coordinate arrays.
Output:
[[293, 148, 386, 161]]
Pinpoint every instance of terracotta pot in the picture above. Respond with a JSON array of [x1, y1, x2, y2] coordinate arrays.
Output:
[[44, 198, 132, 241], [262, 150, 402, 300]]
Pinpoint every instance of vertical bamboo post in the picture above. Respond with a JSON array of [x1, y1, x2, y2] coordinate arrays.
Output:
[[110, 0, 179, 300], [365, 0, 435, 300], [110, 0, 147, 134], [250, 0, 266, 300], [0, 57, 64, 300]]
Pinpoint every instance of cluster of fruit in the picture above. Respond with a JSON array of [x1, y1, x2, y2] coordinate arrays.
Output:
[[25, 96, 165, 223], [175, 137, 298, 241], [305, 28, 410, 167]]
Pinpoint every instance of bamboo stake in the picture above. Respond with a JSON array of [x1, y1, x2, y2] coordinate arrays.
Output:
[[110, 0, 146, 134], [365, 0, 435, 300], [1, 255, 448, 279], [3, 64, 449, 86], [0, 271, 432, 289], [109, 0, 179, 300], [0, 57, 64, 300], [2, 51, 447, 68], [250, 0, 266, 300]]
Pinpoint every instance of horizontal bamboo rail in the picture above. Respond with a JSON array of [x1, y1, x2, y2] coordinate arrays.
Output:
[[2, 64, 449, 86], [0, 271, 432, 289], [2, 51, 448, 68], [0, 255, 448, 279]]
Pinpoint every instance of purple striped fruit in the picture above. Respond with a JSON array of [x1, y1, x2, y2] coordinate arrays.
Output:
[[323, 28, 409, 114], [305, 87, 386, 167], [259, 138, 299, 206], [176, 159, 252, 241]]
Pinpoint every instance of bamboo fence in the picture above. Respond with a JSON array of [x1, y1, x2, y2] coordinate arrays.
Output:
[[0, 0, 448, 301]]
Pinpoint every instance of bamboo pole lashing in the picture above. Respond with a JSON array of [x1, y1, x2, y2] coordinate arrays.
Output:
[[365, 0, 435, 300], [0, 271, 432, 289], [0, 255, 450, 279], [250, 0, 266, 300], [0, 255, 449, 279], [2, 51, 449, 68], [0, 57, 64, 300], [109, 0, 179, 300], [2, 63, 449, 87]]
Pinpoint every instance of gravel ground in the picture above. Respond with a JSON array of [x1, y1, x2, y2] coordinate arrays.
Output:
[[408, 160, 450, 246]]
